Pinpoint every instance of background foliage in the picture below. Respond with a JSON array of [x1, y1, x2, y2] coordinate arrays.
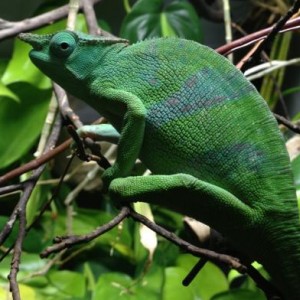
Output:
[[0, 0, 299, 299]]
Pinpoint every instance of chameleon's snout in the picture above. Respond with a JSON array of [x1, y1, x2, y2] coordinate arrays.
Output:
[[18, 33, 44, 50]]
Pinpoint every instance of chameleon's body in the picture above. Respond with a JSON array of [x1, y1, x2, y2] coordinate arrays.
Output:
[[20, 31, 300, 299]]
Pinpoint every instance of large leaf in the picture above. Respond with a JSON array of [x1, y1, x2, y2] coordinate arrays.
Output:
[[0, 81, 19, 102], [164, 255, 228, 300], [92, 268, 163, 300], [120, 0, 202, 42], [0, 15, 88, 169], [1, 38, 51, 89], [211, 289, 266, 300], [48, 270, 86, 297], [0, 83, 51, 168]]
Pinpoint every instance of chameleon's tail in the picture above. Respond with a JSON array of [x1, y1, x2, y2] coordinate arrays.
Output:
[[258, 219, 300, 300]]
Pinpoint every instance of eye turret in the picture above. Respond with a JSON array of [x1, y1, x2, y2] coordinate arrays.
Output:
[[50, 31, 77, 58]]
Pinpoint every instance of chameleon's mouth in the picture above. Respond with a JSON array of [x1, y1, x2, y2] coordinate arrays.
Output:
[[19, 33, 44, 51]]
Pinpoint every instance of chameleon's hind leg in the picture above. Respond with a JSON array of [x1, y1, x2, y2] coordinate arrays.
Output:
[[109, 173, 256, 234]]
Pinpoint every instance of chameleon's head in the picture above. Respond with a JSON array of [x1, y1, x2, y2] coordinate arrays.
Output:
[[19, 30, 128, 91]]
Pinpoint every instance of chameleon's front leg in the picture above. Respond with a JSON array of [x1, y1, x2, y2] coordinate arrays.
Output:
[[109, 174, 256, 235], [82, 88, 146, 188]]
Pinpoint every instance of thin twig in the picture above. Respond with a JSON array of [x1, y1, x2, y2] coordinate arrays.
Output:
[[128, 208, 246, 272], [222, 0, 233, 61], [40, 206, 131, 258], [274, 113, 300, 133], [245, 58, 300, 80], [34, 95, 58, 157], [216, 15, 300, 55], [82, 0, 101, 35], [67, 0, 80, 30], [0, 184, 23, 196], [40, 204, 246, 273], [7, 114, 63, 299], [0, 139, 71, 186], [241, 0, 300, 71], [53, 83, 83, 128]]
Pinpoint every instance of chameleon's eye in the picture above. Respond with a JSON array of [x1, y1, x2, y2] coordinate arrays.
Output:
[[50, 32, 77, 58]]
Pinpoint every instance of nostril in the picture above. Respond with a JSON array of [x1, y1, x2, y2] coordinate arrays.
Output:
[[32, 42, 43, 51]]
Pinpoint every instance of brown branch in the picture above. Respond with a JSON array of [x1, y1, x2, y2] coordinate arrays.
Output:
[[0, 0, 104, 41], [40, 204, 245, 271], [0, 121, 111, 186], [274, 113, 300, 133], [7, 114, 63, 299], [128, 208, 246, 272], [53, 83, 110, 169], [82, 0, 101, 35], [52, 83, 83, 128], [8, 185, 30, 300], [0, 205, 18, 247], [130, 209, 282, 298], [216, 15, 300, 55], [40, 206, 131, 258], [0, 183, 23, 195], [241, 0, 300, 71], [0, 139, 71, 186]]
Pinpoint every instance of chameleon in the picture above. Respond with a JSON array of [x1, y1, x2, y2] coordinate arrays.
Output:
[[19, 30, 300, 299]]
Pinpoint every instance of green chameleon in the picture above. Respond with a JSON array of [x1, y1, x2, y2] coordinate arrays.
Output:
[[20, 30, 300, 299]]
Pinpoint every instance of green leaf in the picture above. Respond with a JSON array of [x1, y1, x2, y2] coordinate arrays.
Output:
[[211, 289, 266, 300], [162, 267, 197, 300], [41, 208, 134, 259], [48, 270, 86, 297], [174, 255, 228, 300], [0, 81, 19, 102], [92, 269, 162, 300], [282, 86, 300, 97], [120, 0, 202, 42], [1, 38, 51, 89], [0, 252, 46, 281], [160, 13, 177, 37], [19, 284, 37, 300], [22, 227, 46, 253], [0, 83, 51, 169], [0, 58, 8, 78]]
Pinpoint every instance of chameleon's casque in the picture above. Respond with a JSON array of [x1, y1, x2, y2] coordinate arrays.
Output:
[[20, 30, 300, 299]]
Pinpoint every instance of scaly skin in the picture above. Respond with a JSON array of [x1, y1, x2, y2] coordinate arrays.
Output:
[[19, 31, 300, 299]]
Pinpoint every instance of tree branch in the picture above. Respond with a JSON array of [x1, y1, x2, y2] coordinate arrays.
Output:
[[82, 0, 101, 35], [0, 0, 103, 41], [7, 114, 63, 299], [241, 0, 300, 71], [216, 15, 300, 55], [40, 206, 131, 257]]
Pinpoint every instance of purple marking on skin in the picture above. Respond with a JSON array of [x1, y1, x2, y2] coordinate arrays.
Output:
[[147, 66, 256, 126]]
